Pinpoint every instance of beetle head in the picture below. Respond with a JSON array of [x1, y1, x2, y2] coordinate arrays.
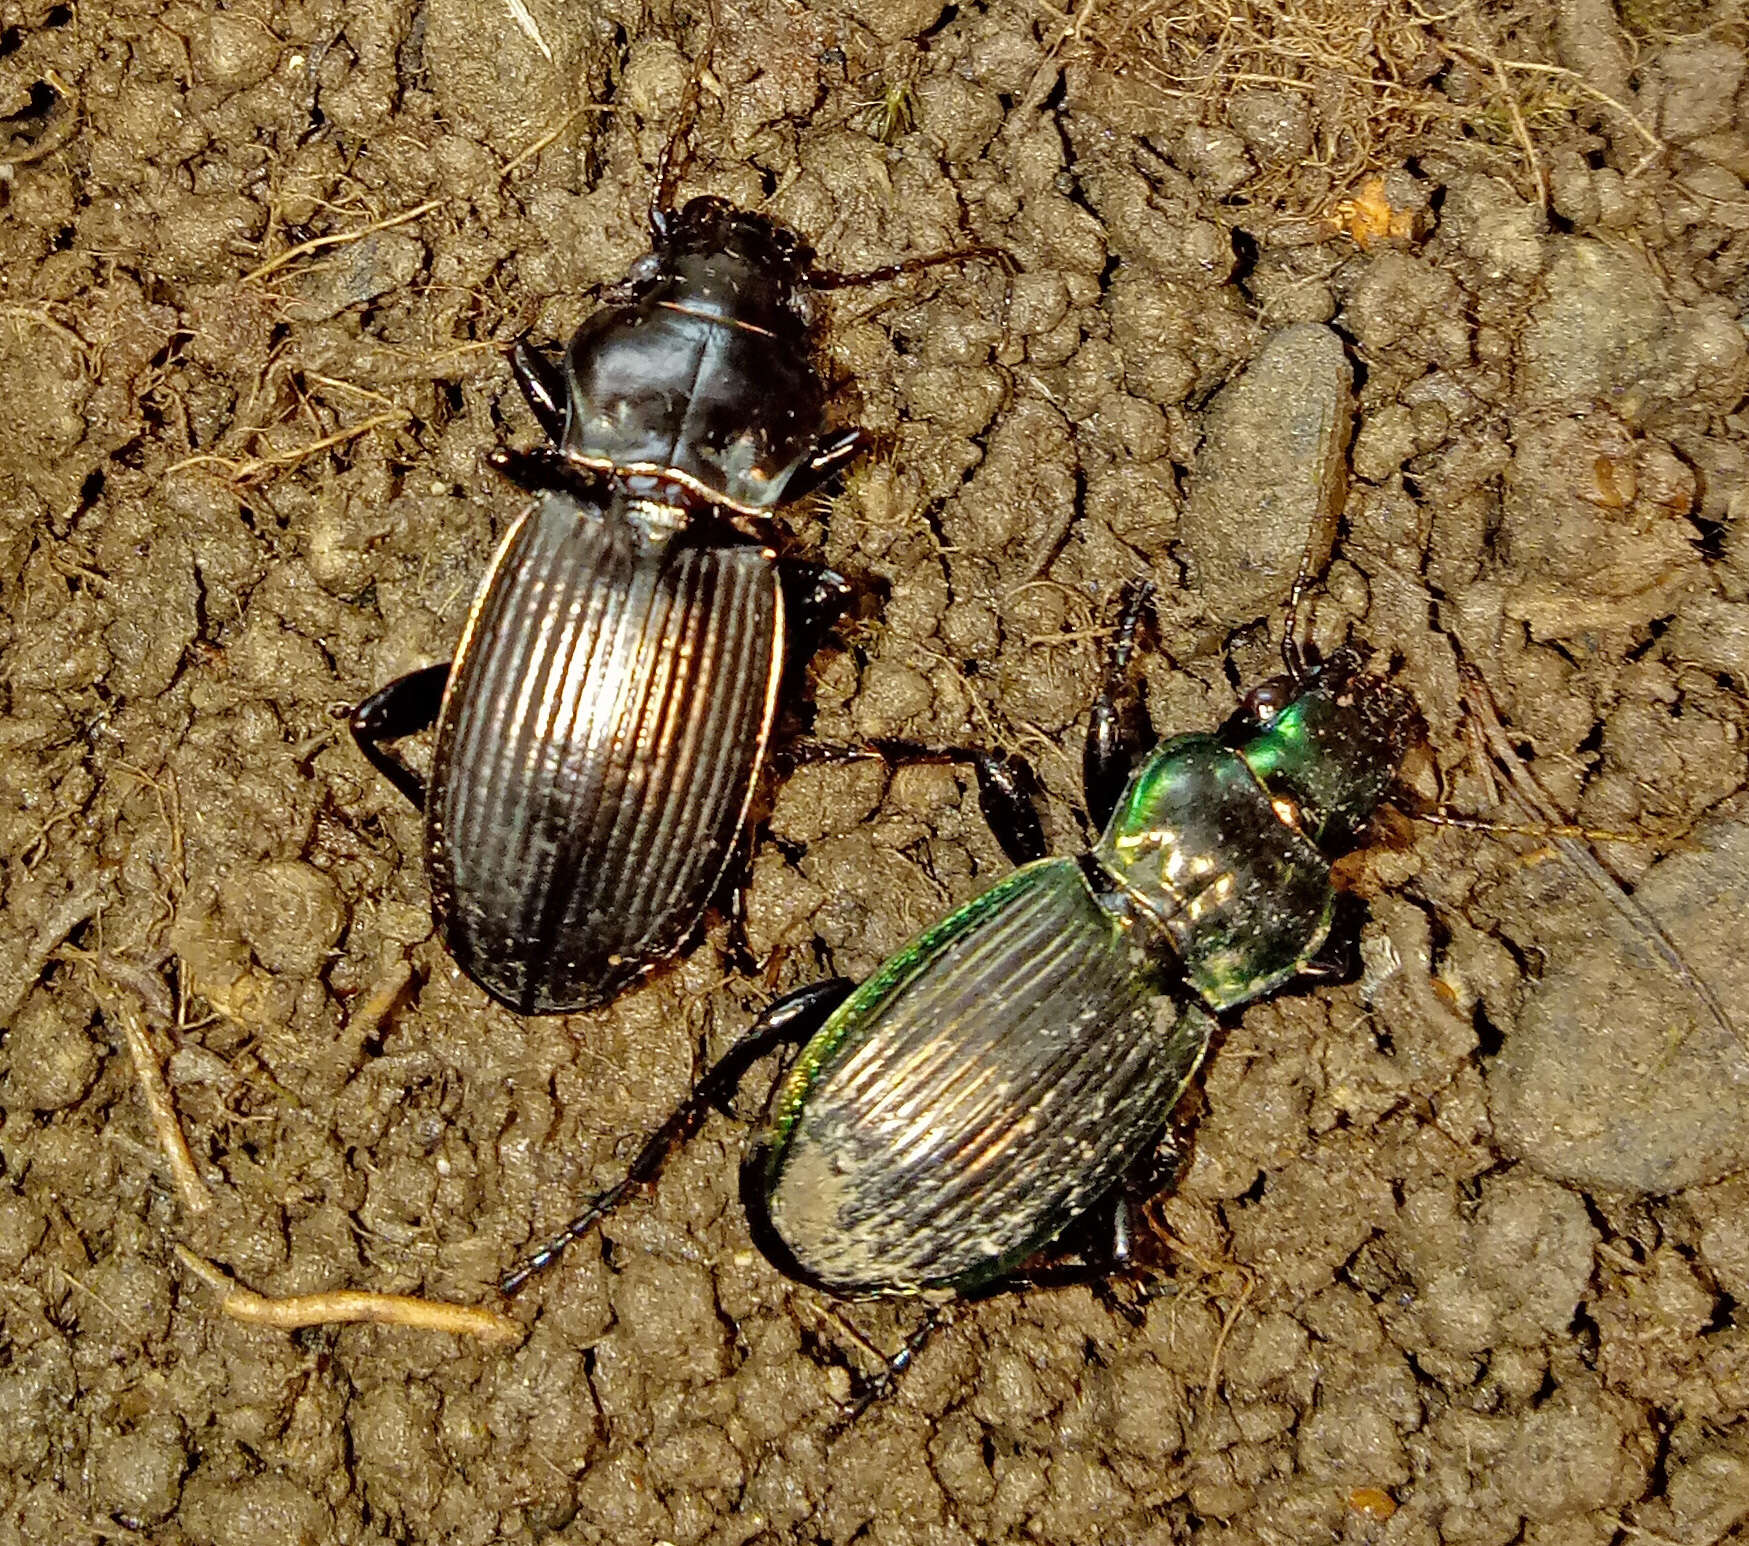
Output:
[[1232, 652, 1421, 850], [660, 195, 815, 286]]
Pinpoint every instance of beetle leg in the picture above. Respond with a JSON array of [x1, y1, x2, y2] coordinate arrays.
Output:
[[350, 663, 450, 810], [509, 338, 567, 444], [835, 1306, 950, 1426], [1084, 580, 1158, 832], [498, 978, 854, 1296], [648, 56, 705, 236], [956, 747, 1049, 867], [714, 827, 768, 990], [985, 1196, 1148, 1296], [778, 427, 868, 502], [783, 738, 1047, 868], [777, 561, 852, 667], [487, 445, 609, 507], [968, 1121, 1190, 1316], [1297, 889, 1367, 982]]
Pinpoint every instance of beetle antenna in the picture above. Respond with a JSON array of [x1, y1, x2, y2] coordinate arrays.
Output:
[[1455, 658, 1740, 1051], [1280, 543, 1319, 684], [1083, 580, 1157, 833], [650, 24, 713, 237], [809, 243, 1017, 292]]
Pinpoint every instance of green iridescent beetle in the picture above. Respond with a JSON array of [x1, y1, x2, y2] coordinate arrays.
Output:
[[498, 583, 1420, 1302]]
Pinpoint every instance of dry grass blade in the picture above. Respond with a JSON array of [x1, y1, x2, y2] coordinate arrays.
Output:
[[1078, 0, 1654, 210], [243, 200, 444, 285], [500, 0, 551, 59], [166, 409, 410, 485]]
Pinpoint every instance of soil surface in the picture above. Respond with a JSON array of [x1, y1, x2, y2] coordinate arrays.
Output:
[[2, 1, 1748, 1543]]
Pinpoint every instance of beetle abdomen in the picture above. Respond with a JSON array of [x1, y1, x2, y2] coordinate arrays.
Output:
[[428, 489, 783, 1014], [752, 859, 1211, 1295]]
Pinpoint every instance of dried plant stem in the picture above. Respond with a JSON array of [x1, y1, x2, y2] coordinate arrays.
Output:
[[109, 994, 212, 1218], [176, 1249, 525, 1344], [242, 200, 443, 285], [166, 409, 409, 484]]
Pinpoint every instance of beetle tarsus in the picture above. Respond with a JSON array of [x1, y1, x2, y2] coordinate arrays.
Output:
[[351, 663, 451, 810], [1297, 890, 1367, 982], [1084, 581, 1158, 831], [784, 737, 1047, 868], [1280, 544, 1323, 683], [498, 978, 854, 1296], [649, 49, 708, 236], [837, 1307, 947, 1426]]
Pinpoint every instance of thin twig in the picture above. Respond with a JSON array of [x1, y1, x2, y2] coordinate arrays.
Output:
[[242, 201, 443, 285], [1015, 0, 1106, 119], [106, 991, 212, 1218], [501, 102, 614, 179], [0, 884, 103, 1027], [0, 303, 92, 357], [1414, 812, 1657, 844], [1438, 38, 1666, 157], [1201, 1273, 1255, 1430], [166, 409, 409, 483], [500, 0, 551, 60], [303, 373, 402, 409], [1487, 53, 1547, 213], [175, 1248, 525, 1343], [1597, 1516, 1690, 1546]]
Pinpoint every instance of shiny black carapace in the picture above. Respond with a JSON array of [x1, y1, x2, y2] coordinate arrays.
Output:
[[350, 91, 1013, 1015], [353, 456, 856, 1014]]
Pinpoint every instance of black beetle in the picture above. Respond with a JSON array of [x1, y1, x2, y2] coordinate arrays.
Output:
[[350, 89, 1016, 1014], [498, 585, 1421, 1298], [504, 109, 1012, 515]]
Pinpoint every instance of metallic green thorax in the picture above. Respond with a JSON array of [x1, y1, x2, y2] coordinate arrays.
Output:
[[1235, 674, 1407, 847], [1094, 669, 1410, 1011], [1094, 733, 1332, 1010]]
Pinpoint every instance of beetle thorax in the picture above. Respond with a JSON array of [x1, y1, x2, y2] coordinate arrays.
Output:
[[658, 248, 807, 334], [1092, 733, 1337, 1011]]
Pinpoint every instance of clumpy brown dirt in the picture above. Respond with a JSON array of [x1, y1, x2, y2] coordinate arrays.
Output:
[[3, 0, 1749, 1541]]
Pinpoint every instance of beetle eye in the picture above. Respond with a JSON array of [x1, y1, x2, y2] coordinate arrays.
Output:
[[1241, 677, 1294, 724], [626, 252, 664, 285]]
